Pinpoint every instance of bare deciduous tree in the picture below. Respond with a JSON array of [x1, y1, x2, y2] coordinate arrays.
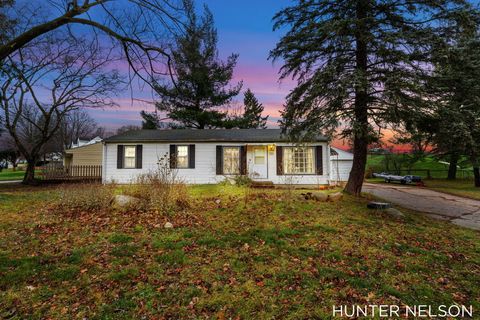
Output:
[[54, 109, 100, 151], [0, 0, 187, 85], [0, 134, 21, 170], [0, 35, 120, 184]]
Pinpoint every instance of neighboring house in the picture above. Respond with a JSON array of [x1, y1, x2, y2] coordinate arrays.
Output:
[[70, 136, 103, 149], [330, 147, 354, 184], [102, 129, 353, 186], [64, 137, 103, 166]]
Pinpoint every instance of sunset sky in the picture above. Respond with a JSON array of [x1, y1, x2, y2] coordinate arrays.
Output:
[[88, 0, 294, 130], [83, 1, 401, 151]]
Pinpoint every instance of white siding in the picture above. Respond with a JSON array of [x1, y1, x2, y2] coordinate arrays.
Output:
[[103, 142, 331, 185], [330, 160, 353, 182]]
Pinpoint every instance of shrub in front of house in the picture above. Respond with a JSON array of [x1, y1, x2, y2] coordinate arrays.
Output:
[[124, 154, 191, 215], [56, 183, 115, 212]]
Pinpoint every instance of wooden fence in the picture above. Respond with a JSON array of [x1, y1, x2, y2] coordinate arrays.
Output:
[[41, 163, 102, 181]]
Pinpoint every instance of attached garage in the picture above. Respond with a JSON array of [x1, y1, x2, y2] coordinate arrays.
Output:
[[330, 147, 353, 183]]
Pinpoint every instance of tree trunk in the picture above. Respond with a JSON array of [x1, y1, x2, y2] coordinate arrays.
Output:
[[345, 133, 368, 195], [447, 153, 458, 180], [474, 167, 480, 187], [22, 159, 37, 185], [344, 1, 369, 196]]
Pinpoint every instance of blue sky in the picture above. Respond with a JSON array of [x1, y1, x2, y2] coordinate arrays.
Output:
[[88, 0, 295, 130]]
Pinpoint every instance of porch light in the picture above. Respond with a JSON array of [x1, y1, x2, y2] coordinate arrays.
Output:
[[268, 144, 276, 152]]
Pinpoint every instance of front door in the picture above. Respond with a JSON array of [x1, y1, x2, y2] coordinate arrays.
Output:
[[249, 146, 268, 179]]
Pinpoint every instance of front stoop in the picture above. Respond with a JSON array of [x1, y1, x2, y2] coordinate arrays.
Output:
[[251, 181, 275, 188]]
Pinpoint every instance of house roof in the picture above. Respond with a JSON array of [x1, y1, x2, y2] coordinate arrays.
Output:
[[330, 147, 354, 160], [104, 129, 328, 143], [70, 136, 103, 149]]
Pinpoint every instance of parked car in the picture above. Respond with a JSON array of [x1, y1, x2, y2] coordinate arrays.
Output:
[[373, 172, 422, 185], [384, 174, 422, 184], [372, 172, 389, 179]]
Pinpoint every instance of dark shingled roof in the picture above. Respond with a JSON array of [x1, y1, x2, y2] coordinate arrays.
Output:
[[104, 129, 328, 143]]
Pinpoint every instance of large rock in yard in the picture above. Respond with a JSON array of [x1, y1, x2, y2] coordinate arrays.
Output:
[[301, 192, 328, 202], [164, 222, 174, 229], [327, 192, 343, 202], [312, 192, 328, 202], [113, 194, 140, 208]]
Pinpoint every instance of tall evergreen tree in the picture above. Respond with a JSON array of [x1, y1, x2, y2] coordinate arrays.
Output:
[[270, 0, 476, 195], [430, 36, 480, 186], [235, 89, 268, 129], [140, 110, 160, 129], [155, 4, 242, 129]]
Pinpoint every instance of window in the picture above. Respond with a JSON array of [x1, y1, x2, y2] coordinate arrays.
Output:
[[124, 146, 136, 168], [176, 146, 189, 168], [283, 147, 315, 174], [254, 147, 265, 165], [223, 147, 240, 174]]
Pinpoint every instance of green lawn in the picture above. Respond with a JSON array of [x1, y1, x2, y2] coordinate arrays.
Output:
[[367, 154, 474, 179], [0, 168, 24, 181], [0, 183, 478, 319], [368, 154, 450, 171]]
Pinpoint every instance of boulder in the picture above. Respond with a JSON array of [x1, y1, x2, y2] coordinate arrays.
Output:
[[113, 194, 140, 208], [327, 192, 343, 202], [385, 208, 405, 218], [312, 192, 328, 202], [164, 222, 174, 229], [301, 192, 328, 201]]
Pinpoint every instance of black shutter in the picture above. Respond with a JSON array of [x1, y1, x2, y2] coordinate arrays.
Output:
[[169, 144, 177, 169], [276, 146, 283, 175], [117, 145, 124, 169], [216, 146, 223, 175], [315, 146, 323, 175], [135, 145, 143, 169], [240, 146, 247, 175], [188, 144, 195, 168]]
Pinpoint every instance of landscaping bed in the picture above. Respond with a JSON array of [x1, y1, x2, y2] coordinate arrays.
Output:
[[0, 183, 478, 319]]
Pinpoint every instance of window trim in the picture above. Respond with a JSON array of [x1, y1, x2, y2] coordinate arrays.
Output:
[[175, 145, 190, 169], [222, 146, 241, 175], [123, 145, 137, 169], [282, 146, 316, 175]]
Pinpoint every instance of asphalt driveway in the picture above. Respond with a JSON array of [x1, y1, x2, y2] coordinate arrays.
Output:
[[363, 183, 480, 231]]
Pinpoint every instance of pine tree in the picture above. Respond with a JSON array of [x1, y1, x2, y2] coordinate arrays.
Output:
[[430, 36, 480, 186], [237, 89, 268, 129], [155, 4, 242, 129], [140, 111, 160, 129], [270, 0, 477, 195]]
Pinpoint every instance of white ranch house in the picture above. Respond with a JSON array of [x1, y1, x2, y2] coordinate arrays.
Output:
[[101, 129, 353, 186]]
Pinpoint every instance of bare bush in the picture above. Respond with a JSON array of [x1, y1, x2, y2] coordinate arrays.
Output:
[[56, 183, 115, 212], [126, 153, 190, 215]]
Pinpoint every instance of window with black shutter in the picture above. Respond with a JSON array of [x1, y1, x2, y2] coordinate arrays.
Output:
[[170, 144, 195, 169], [117, 145, 142, 169]]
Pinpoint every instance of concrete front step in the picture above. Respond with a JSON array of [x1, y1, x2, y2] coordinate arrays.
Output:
[[251, 180, 275, 188]]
